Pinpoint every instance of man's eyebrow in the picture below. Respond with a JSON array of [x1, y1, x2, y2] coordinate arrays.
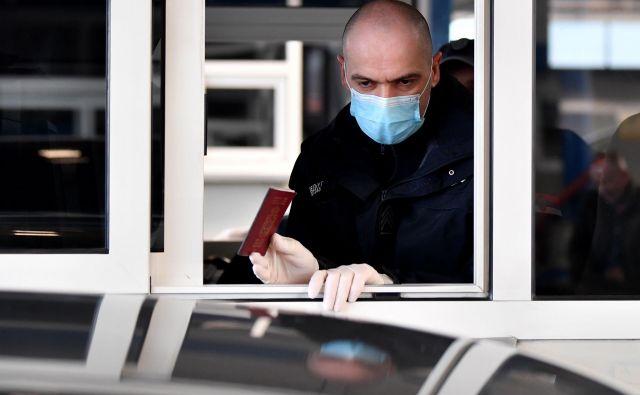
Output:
[[392, 73, 422, 81], [351, 73, 374, 81], [350, 72, 423, 81]]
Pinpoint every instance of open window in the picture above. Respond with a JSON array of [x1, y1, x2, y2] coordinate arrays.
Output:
[[153, 0, 490, 299]]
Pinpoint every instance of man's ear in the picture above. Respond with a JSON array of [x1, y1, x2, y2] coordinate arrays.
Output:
[[337, 55, 347, 88], [431, 52, 443, 87]]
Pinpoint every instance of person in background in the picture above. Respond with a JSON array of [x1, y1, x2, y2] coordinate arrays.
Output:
[[570, 113, 640, 294], [438, 38, 474, 94], [250, 0, 474, 311]]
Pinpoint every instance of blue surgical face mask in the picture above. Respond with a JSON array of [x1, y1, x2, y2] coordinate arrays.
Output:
[[346, 64, 432, 145]]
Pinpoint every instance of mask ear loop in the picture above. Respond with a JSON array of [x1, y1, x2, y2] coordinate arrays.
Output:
[[418, 66, 434, 118], [343, 62, 351, 89], [420, 67, 433, 96], [343, 62, 357, 95]]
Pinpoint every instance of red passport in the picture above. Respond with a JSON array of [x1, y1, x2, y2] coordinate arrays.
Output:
[[237, 187, 296, 256]]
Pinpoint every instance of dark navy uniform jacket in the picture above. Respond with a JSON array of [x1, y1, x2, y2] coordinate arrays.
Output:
[[285, 74, 474, 283]]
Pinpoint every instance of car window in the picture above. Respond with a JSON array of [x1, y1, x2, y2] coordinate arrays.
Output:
[[0, 293, 99, 360], [479, 355, 624, 395]]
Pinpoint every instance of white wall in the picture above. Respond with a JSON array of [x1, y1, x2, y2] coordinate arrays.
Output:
[[203, 182, 287, 240]]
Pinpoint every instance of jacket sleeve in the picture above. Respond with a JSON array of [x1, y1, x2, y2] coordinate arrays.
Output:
[[284, 152, 335, 270]]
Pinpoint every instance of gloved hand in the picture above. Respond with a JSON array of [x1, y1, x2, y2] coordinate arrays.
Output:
[[308, 263, 393, 312], [250, 234, 319, 284]]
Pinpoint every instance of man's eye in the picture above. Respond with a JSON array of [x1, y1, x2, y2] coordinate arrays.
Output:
[[358, 80, 371, 87], [399, 79, 412, 86]]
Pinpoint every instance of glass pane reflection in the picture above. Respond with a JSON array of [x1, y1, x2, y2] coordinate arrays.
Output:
[[535, 0, 640, 297], [0, 293, 99, 360], [206, 89, 275, 148], [479, 355, 624, 395], [206, 42, 286, 60], [174, 308, 452, 395], [0, 0, 108, 252], [151, 0, 165, 252]]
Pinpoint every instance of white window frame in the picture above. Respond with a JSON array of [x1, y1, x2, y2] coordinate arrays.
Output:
[[154, 0, 491, 298], [151, 0, 205, 288], [155, 0, 640, 342], [203, 41, 303, 183], [0, 0, 151, 293]]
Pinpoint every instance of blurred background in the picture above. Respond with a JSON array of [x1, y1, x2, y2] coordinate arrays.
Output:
[[534, 0, 640, 297]]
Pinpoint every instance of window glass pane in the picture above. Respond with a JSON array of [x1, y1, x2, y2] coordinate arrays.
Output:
[[479, 355, 624, 395], [174, 305, 453, 394], [206, 89, 275, 148], [302, 42, 350, 140], [151, 0, 165, 252], [0, 0, 107, 252], [206, 42, 286, 60], [0, 293, 99, 360], [535, 0, 640, 297]]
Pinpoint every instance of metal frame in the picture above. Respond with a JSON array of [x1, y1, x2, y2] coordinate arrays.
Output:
[[153, 283, 486, 299], [473, 0, 491, 297], [0, 0, 151, 293]]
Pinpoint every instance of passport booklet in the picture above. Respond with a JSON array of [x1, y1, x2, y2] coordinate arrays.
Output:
[[237, 187, 296, 256]]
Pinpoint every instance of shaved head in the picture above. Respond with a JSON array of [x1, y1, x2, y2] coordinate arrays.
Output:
[[342, 0, 433, 61]]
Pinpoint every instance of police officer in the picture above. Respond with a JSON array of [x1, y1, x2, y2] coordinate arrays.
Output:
[[251, 0, 474, 311]]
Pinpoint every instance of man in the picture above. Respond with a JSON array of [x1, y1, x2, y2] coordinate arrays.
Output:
[[570, 114, 640, 294], [251, 0, 474, 311]]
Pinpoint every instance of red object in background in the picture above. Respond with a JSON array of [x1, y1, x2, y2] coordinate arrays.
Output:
[[536, 156, 605, 214], [237, 188, 296, 256]]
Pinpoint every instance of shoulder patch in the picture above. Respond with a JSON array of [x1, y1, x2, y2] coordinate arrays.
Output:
[[309, 181, 324, 197]]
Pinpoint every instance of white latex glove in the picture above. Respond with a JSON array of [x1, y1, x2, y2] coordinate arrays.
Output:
[[250, 234, 319, 284], [308, 263, 393, 312]]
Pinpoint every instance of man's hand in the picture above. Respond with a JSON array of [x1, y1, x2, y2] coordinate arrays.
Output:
[[250, 234, 319, 284], [308, 264, 393, 312]]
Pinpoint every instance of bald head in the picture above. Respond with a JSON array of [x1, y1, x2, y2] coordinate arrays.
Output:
[[342, 0, 433, 61], [337, 0, 441, 114]]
